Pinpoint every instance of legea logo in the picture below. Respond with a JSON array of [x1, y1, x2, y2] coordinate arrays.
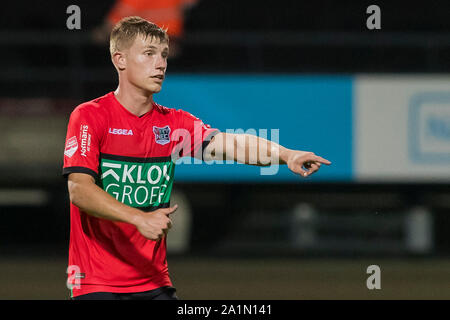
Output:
[[409, 93, 450, 163], [109, 128, 134, 136]]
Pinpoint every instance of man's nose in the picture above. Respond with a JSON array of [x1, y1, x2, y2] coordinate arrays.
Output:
[[155, 56, 167, 71]]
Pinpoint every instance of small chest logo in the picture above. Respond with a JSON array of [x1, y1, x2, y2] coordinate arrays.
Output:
[[153, 125, 171, 145], [109, 128, 133, 136]]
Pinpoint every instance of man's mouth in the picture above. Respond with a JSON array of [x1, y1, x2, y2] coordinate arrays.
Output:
[[151, 75, 165, 80]]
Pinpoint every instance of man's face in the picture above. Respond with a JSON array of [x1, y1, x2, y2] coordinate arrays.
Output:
[[121, 34, 169, 94]]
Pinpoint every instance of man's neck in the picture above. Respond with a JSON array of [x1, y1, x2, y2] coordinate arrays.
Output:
[[114, 83, 154, 117]]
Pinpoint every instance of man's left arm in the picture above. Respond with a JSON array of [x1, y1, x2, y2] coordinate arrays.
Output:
[[203, 132, 331, 177]]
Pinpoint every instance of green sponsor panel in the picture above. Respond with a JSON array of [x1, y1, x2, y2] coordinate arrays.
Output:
[[99, 158, 175, 208]]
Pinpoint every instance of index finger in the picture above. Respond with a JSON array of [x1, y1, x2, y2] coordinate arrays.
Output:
[[311, 155, 331, 165]]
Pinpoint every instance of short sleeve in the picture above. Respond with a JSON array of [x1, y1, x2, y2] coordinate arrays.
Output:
[[62, 106, 102, 180], [176, 110, 220, 160]]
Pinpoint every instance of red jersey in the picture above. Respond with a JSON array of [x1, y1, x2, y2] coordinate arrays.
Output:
[[63, 92, 218, 297]]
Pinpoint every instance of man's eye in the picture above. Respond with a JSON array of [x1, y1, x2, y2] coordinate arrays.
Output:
[[146, 51, 154, 56]]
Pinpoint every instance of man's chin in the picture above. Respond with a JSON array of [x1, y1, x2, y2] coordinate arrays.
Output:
[[139, 84, 162, 95], [147, 84, 162, 94]]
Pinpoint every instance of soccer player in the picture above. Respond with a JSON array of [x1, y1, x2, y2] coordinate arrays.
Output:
[[63, 16, 331, 300]]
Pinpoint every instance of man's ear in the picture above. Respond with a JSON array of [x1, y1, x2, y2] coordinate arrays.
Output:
[[112, 51, 126, 71]]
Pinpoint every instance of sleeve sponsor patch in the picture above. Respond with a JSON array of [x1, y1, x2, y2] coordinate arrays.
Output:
[[64, 136, 78, 158], [79, 124, 91, 157]]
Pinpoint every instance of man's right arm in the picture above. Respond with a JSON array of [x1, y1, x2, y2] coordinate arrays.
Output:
[[67, 173, 177, 240]]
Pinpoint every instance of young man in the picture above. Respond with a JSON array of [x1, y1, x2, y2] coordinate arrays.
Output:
[[63, 16, 331, 300]]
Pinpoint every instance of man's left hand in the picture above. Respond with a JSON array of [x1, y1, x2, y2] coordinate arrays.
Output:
[[285, 151, 331, 177]]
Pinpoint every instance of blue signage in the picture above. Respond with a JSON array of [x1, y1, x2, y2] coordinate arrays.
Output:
[[155, 74, 353, 182]]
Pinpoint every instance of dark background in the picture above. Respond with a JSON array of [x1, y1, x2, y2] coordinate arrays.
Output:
[[0, 0, 449, 299]]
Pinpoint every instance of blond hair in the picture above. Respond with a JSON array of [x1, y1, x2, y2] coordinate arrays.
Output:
[[109, 16, 169, 56]]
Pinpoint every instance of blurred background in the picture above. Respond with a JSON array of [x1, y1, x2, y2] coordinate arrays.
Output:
[[0, 0, 450, 299]]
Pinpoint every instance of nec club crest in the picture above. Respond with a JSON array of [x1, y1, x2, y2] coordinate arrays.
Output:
[[153, 125, 171, 145]]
